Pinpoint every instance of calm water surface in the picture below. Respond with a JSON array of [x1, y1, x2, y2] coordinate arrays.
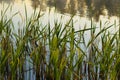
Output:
[[0, 0, 120, 18], [0, 0, 119, 52], [0, 0, 119, 28]]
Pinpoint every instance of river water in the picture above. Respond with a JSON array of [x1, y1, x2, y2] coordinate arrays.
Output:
[[0, 0, 119, 44], [0, 0, 119, 28]]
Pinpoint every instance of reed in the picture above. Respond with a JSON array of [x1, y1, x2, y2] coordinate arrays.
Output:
[[0, 6, 119, 80]]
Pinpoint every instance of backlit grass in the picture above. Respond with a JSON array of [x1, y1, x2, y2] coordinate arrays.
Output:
[[0, 6, 119, 80]]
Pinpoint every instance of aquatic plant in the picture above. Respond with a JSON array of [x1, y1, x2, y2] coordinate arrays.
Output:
[[0, 5, 119, 80]]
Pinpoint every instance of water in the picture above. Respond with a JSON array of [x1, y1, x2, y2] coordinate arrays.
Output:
[[0, 0, 119, 80], [0, 0, 117, 45], [0, 0, 119, 30]]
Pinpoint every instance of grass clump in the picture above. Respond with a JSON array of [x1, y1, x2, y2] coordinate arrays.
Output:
[[0, 6, 119, 80]]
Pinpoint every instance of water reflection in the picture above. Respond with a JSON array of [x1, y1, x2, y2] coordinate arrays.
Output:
[[47, 0, 120, 21], [0, 0, 13, 3], [0, 0, 120, 21]]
